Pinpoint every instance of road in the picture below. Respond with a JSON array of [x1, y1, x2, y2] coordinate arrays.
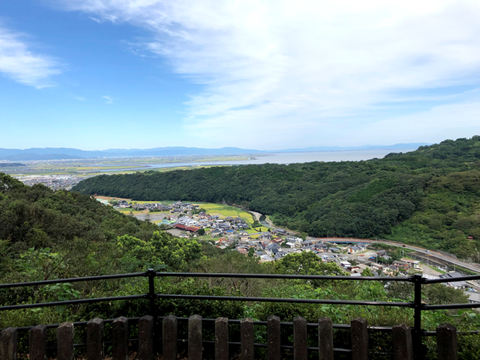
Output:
[[318, 237, 480, 274], [238, 207, 480, 275]]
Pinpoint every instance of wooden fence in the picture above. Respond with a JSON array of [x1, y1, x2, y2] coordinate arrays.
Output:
[[0, 315, 459, 360]]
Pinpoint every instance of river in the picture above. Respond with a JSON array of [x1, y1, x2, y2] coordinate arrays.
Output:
[[100, 149, 414, 172]]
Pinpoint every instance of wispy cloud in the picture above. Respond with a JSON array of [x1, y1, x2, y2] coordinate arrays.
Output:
[[70, 93, 85, 101], [102, 95, 113, 104], [0, 25, 61, 88], [54, 0, 480, 146]]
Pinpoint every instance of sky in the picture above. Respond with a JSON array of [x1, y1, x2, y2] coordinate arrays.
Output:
[[1, 0, 480, 150]]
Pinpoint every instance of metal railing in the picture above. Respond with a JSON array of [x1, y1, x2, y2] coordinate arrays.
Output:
[[2, 271, 480, 359]]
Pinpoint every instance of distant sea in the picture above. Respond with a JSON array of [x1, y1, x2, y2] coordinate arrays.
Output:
[[100, 149, 414, 172]]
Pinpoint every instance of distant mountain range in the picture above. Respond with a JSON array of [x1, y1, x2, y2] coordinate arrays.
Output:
[[0, 143, 428, 161]]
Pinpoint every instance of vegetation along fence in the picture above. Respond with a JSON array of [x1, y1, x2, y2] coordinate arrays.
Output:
[[1, 271, 480, 359]]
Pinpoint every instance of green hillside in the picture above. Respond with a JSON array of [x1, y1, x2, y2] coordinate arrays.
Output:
[[0, 174, 202, 283], [72, 136, 480, 258], [3, 169, 480, 358]]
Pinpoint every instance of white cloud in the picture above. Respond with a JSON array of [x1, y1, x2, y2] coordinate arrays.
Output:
[[0, 25, 61, 88], [70, 93, 86, 101], [102, 95, 113, 104], [55, 0, 480, 147]]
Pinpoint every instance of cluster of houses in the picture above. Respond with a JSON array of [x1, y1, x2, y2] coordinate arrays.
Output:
[[171, 213, 251, 236], [120, 201, 200, 213], [231, 238, 373, 262], [231, 235, 304, 261], [18, 175, 81, 190], [111, 199, 480, 302]]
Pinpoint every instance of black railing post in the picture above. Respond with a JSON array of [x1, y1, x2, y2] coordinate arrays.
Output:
[[147, 269, 156, 317], [412, 274, 424, 360]]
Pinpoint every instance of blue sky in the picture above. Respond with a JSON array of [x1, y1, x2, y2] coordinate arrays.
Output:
[[1, 0, 480, 150]]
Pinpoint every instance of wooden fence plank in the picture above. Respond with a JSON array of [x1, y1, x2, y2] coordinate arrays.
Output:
[[1, 327, 17, 360], [163, 315, 177, 360], [57, 322, 74, 360], [294, 317, 308, 360], [267, 315, 281, 360], [29, 325, 47, 360], [87, 318, 104, 360], [241, 318, 254, 360], [189, 315, 202, 360], [437, 324, 458, 360], [351, 317, 368, 360], [318, 317, 334, 360], [215, 317, 229, 360], [112, 317, 129, 360], [393, 324, 413, 360], [138, 315, 154, 360]]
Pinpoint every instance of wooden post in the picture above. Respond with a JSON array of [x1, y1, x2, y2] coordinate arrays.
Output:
[[215, 317, 229, 360], [163, 315, 177, 360], [1, 327, 17, 360], [189, 315, 202, 360], [240, 318, 254, 360], [318, 317, 334, 360], [57, 322, 74, 360], [293, 317, 307, 360], [138, 315, 154, 360], [351, 317, 368, 360], [267, 315, 281, 360], [29, 325, 47, 360], [112, 317, 129, 360], [392, 324, 413, 360], [87, 318, 104, 360], [437, 324, 458, 360]]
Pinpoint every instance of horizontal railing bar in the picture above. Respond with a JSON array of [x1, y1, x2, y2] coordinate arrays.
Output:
[[424, 274, 480, 283], [155, 272, 409, 281], [0, 272, 145, 289], [424, 303, 480, 310], [0, 294, 145, 311], [4, 315, 391, 334], [166, 317, 392, 330], [9, 317, 142, 332], [155, 293, 411, 307], [424, 330, 480, 336], [3, 271, 480, 291]]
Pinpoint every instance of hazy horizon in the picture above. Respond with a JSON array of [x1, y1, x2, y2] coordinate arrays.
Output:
[[2, 1, 480, 149]]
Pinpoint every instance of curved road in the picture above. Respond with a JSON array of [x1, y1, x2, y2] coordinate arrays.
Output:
[[318, 237, 480, 274], [239, 206, 480, 274]]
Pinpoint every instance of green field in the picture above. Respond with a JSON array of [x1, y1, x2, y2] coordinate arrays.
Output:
[[245, 227, 270, 238], [192, 203, 254, 225], [116, 200, 255, 226]]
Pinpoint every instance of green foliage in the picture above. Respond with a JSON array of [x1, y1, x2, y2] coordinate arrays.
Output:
[[4, 138, 480, 356], [72, 136, 480, 258], [275, 251, 344, 276], [422, 284, 469, 305], [115, 232, 203, 272], [0, 172, 199, 302]]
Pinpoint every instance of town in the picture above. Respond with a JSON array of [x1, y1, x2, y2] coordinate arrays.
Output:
[[15, 175, 82, 190], [108, 200, 480, 304]]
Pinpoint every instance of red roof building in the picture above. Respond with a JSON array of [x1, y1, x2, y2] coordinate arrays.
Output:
[[173, 224, 200, 232]]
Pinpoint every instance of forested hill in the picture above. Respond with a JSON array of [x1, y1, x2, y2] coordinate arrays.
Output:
[[72, 136, 480, 258], [0, 173, 166, 281]]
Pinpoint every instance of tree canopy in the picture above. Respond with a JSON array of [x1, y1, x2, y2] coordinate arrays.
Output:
[[72, 136, 480, 258]]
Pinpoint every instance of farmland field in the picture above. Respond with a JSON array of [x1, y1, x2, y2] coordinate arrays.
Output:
[[192, 203, 254, 224], [111, 199, 255, 226]]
